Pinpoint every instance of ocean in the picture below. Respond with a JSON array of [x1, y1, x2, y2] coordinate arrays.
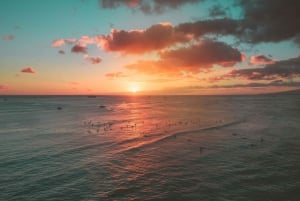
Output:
[[1, 94, 300, 200]]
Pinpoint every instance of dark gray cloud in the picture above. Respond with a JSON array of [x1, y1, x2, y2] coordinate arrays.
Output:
[[229, 56, 300, 80], [98, 0, 300, 45], [99, 23, 190, 54], [175, 0, 300, 45], [209, 5, 227, 17], [71, 44, 87, 54], [99, 0, 202, 14], [210, 81, 300, 88], [85, 56, 102, 64], [175, 18, 241, 38], [58, 50, 65, 55], [237, 0, 300, 44]]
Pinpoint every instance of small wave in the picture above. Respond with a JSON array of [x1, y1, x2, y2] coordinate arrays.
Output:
[[50, 141, 114, 158], [114, 118, 246, 155], [0, 127, 33, 134]]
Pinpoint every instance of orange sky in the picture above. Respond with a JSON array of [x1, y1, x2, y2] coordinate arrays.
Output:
[[1, 0, 300, 95]]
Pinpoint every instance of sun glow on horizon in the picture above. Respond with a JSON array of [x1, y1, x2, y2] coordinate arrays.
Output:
[[130, 86, 139, 93]]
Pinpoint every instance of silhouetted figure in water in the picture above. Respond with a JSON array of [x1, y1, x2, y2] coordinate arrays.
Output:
[[57, 106, 62, 110]]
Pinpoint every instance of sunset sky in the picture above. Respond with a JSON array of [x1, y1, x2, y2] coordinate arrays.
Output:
[[1, 0, 300, 95]]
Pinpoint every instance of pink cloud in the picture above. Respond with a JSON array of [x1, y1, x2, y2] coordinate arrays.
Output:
[[77, 36, 97, 46], [65, 38, 76, 44], [51, 39, 65, 47], [51, 38, 76, 47], [250, 54, 275, 65], [2, 34, 14, 41], [21, 67, 36, 73]]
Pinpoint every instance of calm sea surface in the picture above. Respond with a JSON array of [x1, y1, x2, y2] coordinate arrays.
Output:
[[1, 94, 300, 200]]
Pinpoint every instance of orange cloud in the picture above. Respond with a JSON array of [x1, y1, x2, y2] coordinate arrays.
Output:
[[126, 39, 243, 75], [250, 54, 275, 65], [51, 39, 65, 47], [98, 23, 190, 54], [21, 67, 36, 73], [105, 72, 127, 79]]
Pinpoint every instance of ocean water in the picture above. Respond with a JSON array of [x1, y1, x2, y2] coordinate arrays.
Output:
[[0, 94, 300, 201]]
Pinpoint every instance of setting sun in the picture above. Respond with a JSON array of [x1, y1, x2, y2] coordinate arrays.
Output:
[[130, 86, 139, 93]]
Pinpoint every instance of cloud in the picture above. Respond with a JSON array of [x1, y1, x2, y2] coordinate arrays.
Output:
[[52, 1, 300, 56], [99, 0, 202, 14], [77, 36, 97, 46], [126, 39, 243, 75], [98, 23, 190, 54], [85, 56, 102, 64], [21, 67, 36, 73], [229, 56, 300, 80], [160, 39, 243, 68], [175, 18, 240, 38], [105, 72, 127, 79], [100, 0, 140, 8], [173, 0, 300, 45], [51, 39, 65, 47], [51, 38, 76, 47], [71, 44, 87, 54], [58, 50, 65, 55], [209, 5, 227, 17], [57, 0, 300, 58], [0, 84, 9, 89], [198, 80, 300, 89], [250, 54, 275, 65], [2, 34, 14, 41], [237, 0, 300, 44]]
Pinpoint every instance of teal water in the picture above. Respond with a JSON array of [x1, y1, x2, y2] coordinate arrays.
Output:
[[0, 94, 300, 200]]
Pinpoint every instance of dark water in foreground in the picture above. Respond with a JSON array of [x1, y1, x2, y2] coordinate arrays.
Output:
[[0, 94, 300, 200]]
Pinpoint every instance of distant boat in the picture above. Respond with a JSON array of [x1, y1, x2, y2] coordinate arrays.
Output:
[[87, 95, 97, 98]]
